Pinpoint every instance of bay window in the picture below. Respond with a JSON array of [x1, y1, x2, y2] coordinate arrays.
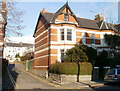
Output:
[[60, 28, 72, 41], [92, 34, 95, 44], [60, 29, 64, 40], [67, 29, 72, 41]]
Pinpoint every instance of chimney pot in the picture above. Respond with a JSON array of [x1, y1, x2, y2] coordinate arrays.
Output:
[[95, 14, 104, 21], [40, 8, 46, 13]]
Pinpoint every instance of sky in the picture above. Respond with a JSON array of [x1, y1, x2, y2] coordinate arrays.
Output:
[[4, 0, 120, 43]]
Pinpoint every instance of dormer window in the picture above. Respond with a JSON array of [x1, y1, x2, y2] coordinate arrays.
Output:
[[64, 14, 69, 21]]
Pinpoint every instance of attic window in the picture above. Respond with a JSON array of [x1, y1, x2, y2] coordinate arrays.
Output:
[[64, 14, 69, 21]]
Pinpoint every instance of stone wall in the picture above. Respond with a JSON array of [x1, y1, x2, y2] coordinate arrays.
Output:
[[49, 73, 91, 83]]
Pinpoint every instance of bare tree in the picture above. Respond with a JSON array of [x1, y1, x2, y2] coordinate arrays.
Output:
[[0, 0, 25, 39]]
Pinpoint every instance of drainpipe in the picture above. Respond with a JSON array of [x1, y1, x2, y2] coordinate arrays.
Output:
[[48, 25, 51, 77]]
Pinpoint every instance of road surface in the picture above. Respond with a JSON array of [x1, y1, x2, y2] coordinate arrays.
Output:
[[2, 63, 120, 91]]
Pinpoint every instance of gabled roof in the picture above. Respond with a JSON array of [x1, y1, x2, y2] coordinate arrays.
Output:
[[77, 17, 99, 29], [34, 3, 120, 34], [41, 12, 118, 31], [51, 2, 78, 23], [114, 24, 120, 32], [6, 42, 34, 47], [41, 12, 54, 23], [97, 20, 119, 32]]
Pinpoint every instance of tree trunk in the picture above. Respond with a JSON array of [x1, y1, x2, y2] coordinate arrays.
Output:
[[77, 62, 80, 82]]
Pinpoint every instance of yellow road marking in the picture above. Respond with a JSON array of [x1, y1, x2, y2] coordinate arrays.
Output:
[[17, 67, 84, 89]]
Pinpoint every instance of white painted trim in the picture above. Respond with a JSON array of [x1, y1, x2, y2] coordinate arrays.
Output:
[[34, 66, 48, 68], [34, 54, 57, 59], [50, 54, 57, 56], [35, 48, 49, 54], [55, 19, 78, 25], [0, 42, 3, 45], [51, 25, 113, 35], [0, 33, 3, 35], [51, 41, 76, 44], [55, 22, 78, 25], [58, 27, 76, 43], [50, 46, 74, 49], [34, 55, 49, 59], [55, 19, 63, 22], [100, 21, 104, 29], [76, 36, 82, 38], [35, 36, 48, 44], [51, 34, 58, 35], [51, 25, 75, 30], [35, 28, 49, 39], [36, 23, 48, 33], [82, 32, 85, 44], [35, 43, 48, 50], [105, 22, 108, 29], [107, 23, 115, 30], [101, 32, 112, 34]]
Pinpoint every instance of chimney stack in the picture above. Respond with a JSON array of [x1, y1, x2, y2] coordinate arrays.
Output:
[[94, 14, 104, 21], [40, 8, 46, 13], [2, 0, 6, 11], [1, 0, 7, 21]]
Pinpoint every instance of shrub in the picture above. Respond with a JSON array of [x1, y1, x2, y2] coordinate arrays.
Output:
[[49, 62, 92, 75]]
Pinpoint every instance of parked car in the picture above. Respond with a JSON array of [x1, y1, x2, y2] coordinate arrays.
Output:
[[104, 68, 120, 83]]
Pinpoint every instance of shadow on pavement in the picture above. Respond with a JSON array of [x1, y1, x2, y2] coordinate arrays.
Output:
[[91, 82, 120, 91], [2, 63, 19, 91]]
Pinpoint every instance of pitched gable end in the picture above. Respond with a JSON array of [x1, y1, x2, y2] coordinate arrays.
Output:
[[51, 3, 78, 25], [33, 13, 49, 37]]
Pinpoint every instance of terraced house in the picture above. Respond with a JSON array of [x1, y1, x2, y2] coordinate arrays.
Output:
[[33, 3, 120, 70]]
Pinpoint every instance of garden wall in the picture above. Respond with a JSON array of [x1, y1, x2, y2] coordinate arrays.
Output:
[[49, 73, 91, 83]]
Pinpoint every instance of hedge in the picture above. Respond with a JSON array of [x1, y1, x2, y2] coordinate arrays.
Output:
[[49, 62, 92, 75]]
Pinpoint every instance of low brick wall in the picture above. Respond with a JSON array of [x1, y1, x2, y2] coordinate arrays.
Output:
[[49, 73, 91, 83]]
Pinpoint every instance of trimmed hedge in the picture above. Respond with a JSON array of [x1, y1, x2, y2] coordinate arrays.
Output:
[[49, 62, 92, 75]]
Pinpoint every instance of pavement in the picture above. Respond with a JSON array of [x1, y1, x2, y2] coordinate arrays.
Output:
[[52, 80, 105, 89], [16, 63, 105, 89]]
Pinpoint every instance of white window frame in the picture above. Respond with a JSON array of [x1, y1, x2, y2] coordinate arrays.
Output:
[[67, 29, 72, 41], [64, 14, 69, 21], [59, 28, 74, 42], [91, 33, 95, 45]]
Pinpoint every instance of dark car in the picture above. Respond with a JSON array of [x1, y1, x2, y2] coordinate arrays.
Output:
[[104, 68, 120, 82]]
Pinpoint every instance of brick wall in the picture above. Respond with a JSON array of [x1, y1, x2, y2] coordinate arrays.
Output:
[[34, 15, 50, 70], [0, 1, 7, 63]]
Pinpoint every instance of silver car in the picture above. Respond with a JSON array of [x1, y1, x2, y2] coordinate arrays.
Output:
[[104, 68, 120, 82]]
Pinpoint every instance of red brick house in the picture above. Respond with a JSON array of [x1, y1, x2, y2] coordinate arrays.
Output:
[[0, 0, 7, 63], [33, 3, 120, 70]]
